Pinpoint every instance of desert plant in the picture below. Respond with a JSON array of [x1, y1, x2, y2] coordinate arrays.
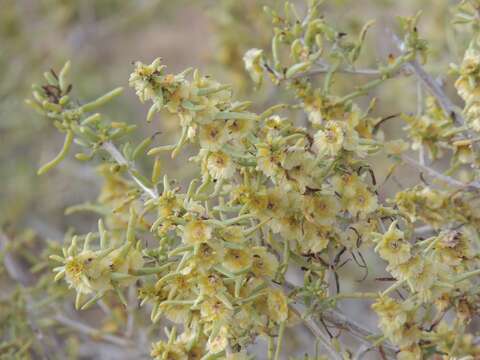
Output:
[[4, 0, 480, 359]]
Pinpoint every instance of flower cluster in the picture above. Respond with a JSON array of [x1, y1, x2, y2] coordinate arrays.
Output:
[[455, 40, 480, 132], [26, 0, 480, 358]]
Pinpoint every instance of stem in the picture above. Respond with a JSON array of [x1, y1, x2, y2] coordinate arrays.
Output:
[[454, 268, 480, 283], [273, 321, 286, 360], [54, 314, 133, 347], [401, 155, 478, 189], [291, 65, 380, 79], [268, 336, 275, 360], [338, 78, 384, 103], [381, 279, 406, 297], [289, 305, 342, 360], [334, 292, 378, 300], [102, 141, 158, 199]]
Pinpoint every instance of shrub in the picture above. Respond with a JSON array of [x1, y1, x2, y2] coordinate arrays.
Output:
[[3, 1, 480, 359]]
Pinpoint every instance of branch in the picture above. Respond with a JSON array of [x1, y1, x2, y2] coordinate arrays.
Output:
[[291, 65, 380, 79], [391, 32, 464, 126], [1, 230, 146, 355], [54, 314, 137, 348], [289, 305, 342, 360], [0, 231, 63, 358], [406, 59, 463, 125], [284, 280, 397, 357], [322, 309, 397, 358], [0, 231, 34, 286], [401, 155, 480, 189]]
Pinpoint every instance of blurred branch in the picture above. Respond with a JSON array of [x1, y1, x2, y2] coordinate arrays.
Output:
[[0, 231, 34, 286], [54, 314, 137, 348], [401, 154, 480, 189], [290, 305, 342, 360], [0, 230, 62, 359], [390, 32, 464, 126], [291, 65, 381, 79], [1, 230, 145, 357]]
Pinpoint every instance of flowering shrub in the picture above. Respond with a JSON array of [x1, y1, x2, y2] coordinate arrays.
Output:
[[14, 0, 480, 358]]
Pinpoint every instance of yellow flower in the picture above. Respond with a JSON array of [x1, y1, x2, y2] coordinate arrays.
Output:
[[64, 251, 112, 294], [263, 187, 288, 219], [198, 273, 225, 296], [266, 288, 288, 323], [282, 151, 318, 192], [256, 143, 285, 179], [107, 245, 144, 286], [314, 121, 345, 156], [163, 304, 191, 324], [408, 258, 438, 294], [331, 172, 360, 198], [387, 255, 423, 282], [207, 326, 229, 353], [300, 222, 332, 253], [206, 150, 235, 179], [199, 121, 229, 150], [251, 246, 278, 278], [453, 140, 475, 164], [384, 139, 409, 156], [372, 297, 420, 347], [182, 219, 213, 245], [157, 190, 183, 219], [302, 194, 339, 226], [227, 118, 255, 140], [129, 58, 166, 103], [344, 183, 378, 217], [191, 242, 224, 272], [374, 221, 411, 266], [223, 248, 252, 274], [272, 212, 303, 240], [151, 340, 188, 360], [200, 297, 233, 323], [64, 256, 88, 292], [218, 226, 246, 244], [434, 230, 471, 266]]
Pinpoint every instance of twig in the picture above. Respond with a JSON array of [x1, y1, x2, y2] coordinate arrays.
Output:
[[0, 231, 34, 286], [406, 59, 463, 125], [54, 314, 135, 348], [0, 231, 62, 359], [321, 309, 396, 358], [284, 280, 397, 357], [289, 305, 342, 360], [391, 32, 464, 126], [401, 155, 480, 189], [291, 65, 380, 79]]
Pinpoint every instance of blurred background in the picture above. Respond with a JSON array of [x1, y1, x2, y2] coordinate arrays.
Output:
[[0, 0, 469, 358]]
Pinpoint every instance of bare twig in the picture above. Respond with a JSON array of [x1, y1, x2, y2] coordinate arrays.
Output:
[[321, 309, 396, 358], [391, 32, 464, 126], [291, 65, 380, 79], [0, 231, 62, 359], [54, 314, 136, 348], [0, 231, 34, 286], [289, 305, 342, 360], [284, 280, 397, 357], [401, 155, 480, 189], [406, 59, 463, 125]]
